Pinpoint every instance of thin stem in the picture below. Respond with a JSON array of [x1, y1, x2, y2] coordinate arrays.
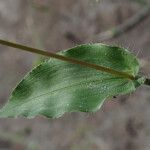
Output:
[[0, 39, 148, 84], [91, 4, 150, 42]]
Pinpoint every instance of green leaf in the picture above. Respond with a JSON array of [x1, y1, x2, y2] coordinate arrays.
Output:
[[0, 44, 145, 118]]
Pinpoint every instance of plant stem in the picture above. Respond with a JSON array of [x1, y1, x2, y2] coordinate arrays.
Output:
[[91, 4, 150, 42], [0, 39, 149, 86]]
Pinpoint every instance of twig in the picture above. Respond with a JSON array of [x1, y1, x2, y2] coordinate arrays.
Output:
[[92, 4, 150, 42], [0, 39, 135, 80], [0, 39, 149, 86]]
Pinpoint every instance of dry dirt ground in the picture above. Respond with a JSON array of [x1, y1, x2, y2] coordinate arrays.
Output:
[[0, 0, 150, 150]]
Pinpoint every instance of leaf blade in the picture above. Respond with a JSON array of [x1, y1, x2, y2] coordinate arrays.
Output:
[[0, 43, 145, 118]]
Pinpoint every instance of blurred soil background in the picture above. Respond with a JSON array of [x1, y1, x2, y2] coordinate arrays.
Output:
[[0, 0, 150, 150]]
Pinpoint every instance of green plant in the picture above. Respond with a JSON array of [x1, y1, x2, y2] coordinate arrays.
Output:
[[0, 39, 149, 118]]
